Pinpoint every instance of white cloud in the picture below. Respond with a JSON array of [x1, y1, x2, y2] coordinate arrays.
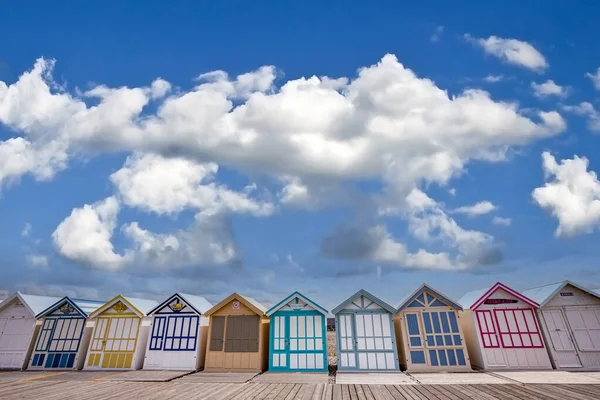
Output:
[[110, 153, 274, 216], [492, 216, 512, 226], [0, 55, 565, 202], [26, 254, 48, 268], [454, 201, 497, 217], [122, 214, 237, 268], [21, 222, 31, 237], [563, 102, 600, 132], [532, 152, 600, 237], [465, 34, 548, 72], [52, 196, 132, 270], [430, 26, 444, 43], [586, 67, 600, 90], [531, 80, 569, 98], [2, 55, 570, 271], [484, 75, 504, 83]]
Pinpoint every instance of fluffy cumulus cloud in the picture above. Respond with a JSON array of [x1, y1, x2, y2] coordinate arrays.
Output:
[[1, 55, 569, 271], [110, 153, 274, 216], [465, 34, 548, 72], [586, 67, 600, 90], [531, 80, 569, 98], [532, 152, 600, 237], [564, 102, 600, 132], [454, 201, 497, 217], [52, 196, 131, 269]]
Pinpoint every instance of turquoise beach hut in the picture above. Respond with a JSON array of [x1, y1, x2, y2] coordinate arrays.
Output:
[[265, 291, 328, 372]]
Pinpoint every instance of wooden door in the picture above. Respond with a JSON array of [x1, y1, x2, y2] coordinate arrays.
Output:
[[270, 315, 287, 370], [355, 313, 396, 370], [87, 317, 139, 369], [475, 310, 506, 367], [288, 314, 325, 371], [542, 309, 581, 368]]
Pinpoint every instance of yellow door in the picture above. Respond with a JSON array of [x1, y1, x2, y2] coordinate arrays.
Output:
[[87, 317, 140, 369]]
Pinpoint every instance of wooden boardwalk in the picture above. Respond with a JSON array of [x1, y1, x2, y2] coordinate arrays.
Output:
[[1, 381, 600, 399]]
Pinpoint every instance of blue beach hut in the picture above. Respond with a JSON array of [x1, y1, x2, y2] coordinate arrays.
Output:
[[29, 297, 104, 370], [332, 289, 399, 371], [266, 292, 328, 372]]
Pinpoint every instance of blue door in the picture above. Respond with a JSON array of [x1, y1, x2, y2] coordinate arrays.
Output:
[[270, 311, 326, 372]]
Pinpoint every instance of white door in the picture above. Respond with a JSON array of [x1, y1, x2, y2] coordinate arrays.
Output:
[[288, 314, 325, 371], [338, 314, 356, 369], [542, 310, 581, 368], [475, 310, 507, 367], [566, 308, 600, 354], [355, 313, 396, 370], [0, 318, 34, 369]]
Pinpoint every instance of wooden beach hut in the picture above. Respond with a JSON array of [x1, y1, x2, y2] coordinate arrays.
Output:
[[0, 292, 59, 370], [332, 289, 399, 371], [83, 295, 157, 370], [203, 293, 269, 372], [265, 291, 328, 372], [395, 284, 471, 372], [143, 293, 213, 371], [28, 297, 104, 370], [458, 282, 552, 370], [523, 280, 600, 370]]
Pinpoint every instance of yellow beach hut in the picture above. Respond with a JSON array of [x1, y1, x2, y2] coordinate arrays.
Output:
[[83, 295, 157, 370]]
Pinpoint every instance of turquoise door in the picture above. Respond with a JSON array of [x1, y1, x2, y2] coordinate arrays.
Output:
[[269, 311, 327, 372]]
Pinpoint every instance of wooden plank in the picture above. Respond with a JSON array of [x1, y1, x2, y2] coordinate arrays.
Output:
[[354, 384, 368, 400], [427, 385, 462, 400], [284, 384, 304, 400], [301, 384, 318, 400], [552, 384, 600, 399], [383, 385, 407, 400], [406, 385, 437, 400], [368, 384, 395, 400], [322, 383, 334, 400], [512, 384, 577, 400], [391, 385, 419, 400], [278, 383, 300, 400], [311, 384, 326, 400], [450, 385, 497, 400], [332, 384, 343, 400], [412, 385, 443, 400]]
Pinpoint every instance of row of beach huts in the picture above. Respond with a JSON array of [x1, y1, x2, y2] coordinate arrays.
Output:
[[0, 281, 599, 373]]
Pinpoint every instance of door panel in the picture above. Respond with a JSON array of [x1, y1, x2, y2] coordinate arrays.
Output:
[[542, 309, 581, 368], [271, 316, 286, 368], [356, 313, 396, 370], [566, 308, 600, 352], [338, 314, 356, 368]]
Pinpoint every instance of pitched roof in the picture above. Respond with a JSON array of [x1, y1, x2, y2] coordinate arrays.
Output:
[[396, 283, 463, 313], [88, 295, 158, 318], [522, 280, 600, 307], [331, 289, 396, 315], [0, 292, 61, 317], [204, 293, 267, 316], [147, 293, 213, 316], [266, 291, 328, 316], [458, 282, 539, 310], [36, 296, 105, 318]]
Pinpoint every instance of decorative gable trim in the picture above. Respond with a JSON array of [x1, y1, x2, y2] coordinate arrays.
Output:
[[204, 292, 266, 317], [147, 293, 202, 316], [87, 295, 144, 319], [471, 282, 539, 310], [266, 291, 328, 316], [36, 297, 87, 319], [332, 289, 396, 315], [396, 284, 463, 313]]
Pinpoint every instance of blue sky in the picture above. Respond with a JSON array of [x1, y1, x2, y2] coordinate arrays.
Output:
[[1, 1, 600, 311]]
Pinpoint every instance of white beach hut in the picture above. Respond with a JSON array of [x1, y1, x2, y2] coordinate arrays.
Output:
[[0, 292, 60, 370], [523, 280, 600, 370], [458, 282, 552, 370], [143, 293, 213, 371]]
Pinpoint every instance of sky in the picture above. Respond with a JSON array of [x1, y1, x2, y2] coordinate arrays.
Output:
[[1, 1, 600, 311]]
